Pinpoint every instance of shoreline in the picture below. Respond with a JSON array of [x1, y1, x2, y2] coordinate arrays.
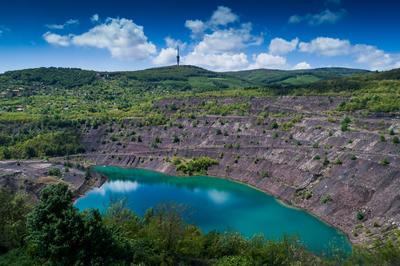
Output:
[[88, 164, 353, 246]]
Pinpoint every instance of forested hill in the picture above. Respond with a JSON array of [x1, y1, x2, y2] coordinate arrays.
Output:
[[0, 65, 374, 92], [226, 67, 369, 86], [1, 65, 400, 113]]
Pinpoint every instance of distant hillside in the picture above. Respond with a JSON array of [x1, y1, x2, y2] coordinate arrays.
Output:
[[108, 65, 255, 91], [227, 67, 369, 86], [1, 67, 97, 88], [3, 65, 400, 95]]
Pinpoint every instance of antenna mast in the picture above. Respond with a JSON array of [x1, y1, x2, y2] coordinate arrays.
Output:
[[176, 46, 180, 66]]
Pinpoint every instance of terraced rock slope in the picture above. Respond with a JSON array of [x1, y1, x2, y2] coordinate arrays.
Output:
[[71, 95, 400, 244]]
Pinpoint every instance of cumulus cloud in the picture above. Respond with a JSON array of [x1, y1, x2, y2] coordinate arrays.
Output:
[[299, 36, 400, 70], [45, 19, 79, 30], [209, 6, 238, 27], [44, 18, 156, 60], [184, 52, 249, 71], [185, 19, 205, 38], [353, 44, 398, 70], [152, 48, 177, 65], [293, 61, 312, 70], [289, 9, 346, 26], [91, 14, 100, 23], [182, 23, 262, 71], [269, 37, 299, 55], [43, 32, 71, 46], [72, 18, 156, 60], [248, 53, 287, 69], [185, 6, 238, 39], [299, 37, 351, 56], [152, 37, 185, 66]]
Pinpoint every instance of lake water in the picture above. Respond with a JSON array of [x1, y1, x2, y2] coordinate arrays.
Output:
[[74, 166, 351, 255]]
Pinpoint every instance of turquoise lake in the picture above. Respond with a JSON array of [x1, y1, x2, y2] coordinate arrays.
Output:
[[74, 166, 351, 255]]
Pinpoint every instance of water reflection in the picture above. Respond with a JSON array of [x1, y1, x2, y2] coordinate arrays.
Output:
[[207, 189, 230, 204], [93, 180, 139, 195]]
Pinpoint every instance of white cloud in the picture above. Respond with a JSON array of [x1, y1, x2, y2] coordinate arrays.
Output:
[[299, 37, 351, 56], [72, 18, 156, 60], [152, 37, 186, 66], [209, 6, 238, 27], [289, 9, 345, 26], [182, 23, 262, 71], [184, 52, 249, 71], [164, 37, 186, 49], [45, 19, 79, 30], [44, 18, 156, 60], [269, 37, 299, 55], [91, 14, 100, 23], [152, 47, 177, 65], [43, 32, 71, 46], [249, 53, 287, 69], [293, 61, 312, 70], [185, 6, 238, 38], [193, 24, 261, 54], [185, 19, 205, 39], [299, 36, 400, 70], [353, 44, 396, 70]]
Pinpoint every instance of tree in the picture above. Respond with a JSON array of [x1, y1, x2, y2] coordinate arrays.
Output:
[[0, 189, 32, 253], [26, 184, 84, 264], [79, 209, 119, 265]]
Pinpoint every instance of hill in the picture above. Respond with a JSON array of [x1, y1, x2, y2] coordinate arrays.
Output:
[[0, 65, 371, 93], [227, 67, 369, 86]]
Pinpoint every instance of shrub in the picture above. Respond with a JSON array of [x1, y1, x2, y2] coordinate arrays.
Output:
[[48, 168, 62, 177], [175, 156, 218, 175], [380, 158, 390, 165], [320, 195, 333, 204], [356, 211, 365, 221]]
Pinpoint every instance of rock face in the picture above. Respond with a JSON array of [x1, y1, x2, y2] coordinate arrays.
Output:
[[48, 96, 400, 243], [0, 160, 105, 201]]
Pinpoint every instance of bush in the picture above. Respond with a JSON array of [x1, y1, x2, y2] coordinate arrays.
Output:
[[175, 156, 218, 175], [320, 194, 333, 204], [356, 211, 365, 221], [47, 168, 61, 177], [380, 158, 390, 166]]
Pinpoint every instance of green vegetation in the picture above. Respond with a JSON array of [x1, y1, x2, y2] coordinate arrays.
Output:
[[47, 167, 62, 177], [1, 66, 400, 161], [2, 184, 400, 265], [320, 195, 333, 204], [173, 156, 218, 175], [356, 211, 365, 221], [341, 116, 351, 132], [0, 189, 32, 253]]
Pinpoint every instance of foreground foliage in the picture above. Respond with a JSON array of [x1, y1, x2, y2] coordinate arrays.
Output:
[[0, 184, 400, 265]]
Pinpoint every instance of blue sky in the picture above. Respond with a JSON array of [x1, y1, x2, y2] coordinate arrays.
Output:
[[0, 0, 399, 72]]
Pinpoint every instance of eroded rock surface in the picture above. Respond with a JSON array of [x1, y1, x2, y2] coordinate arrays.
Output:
[[74, 96, 400, 243]]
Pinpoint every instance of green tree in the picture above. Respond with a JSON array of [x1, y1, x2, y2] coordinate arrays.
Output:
[[26, 184, 84, 264], [0, 189, 32, 253]]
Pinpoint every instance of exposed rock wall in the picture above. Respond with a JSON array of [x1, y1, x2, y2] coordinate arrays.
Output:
[[61, 96, 400, 243]]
